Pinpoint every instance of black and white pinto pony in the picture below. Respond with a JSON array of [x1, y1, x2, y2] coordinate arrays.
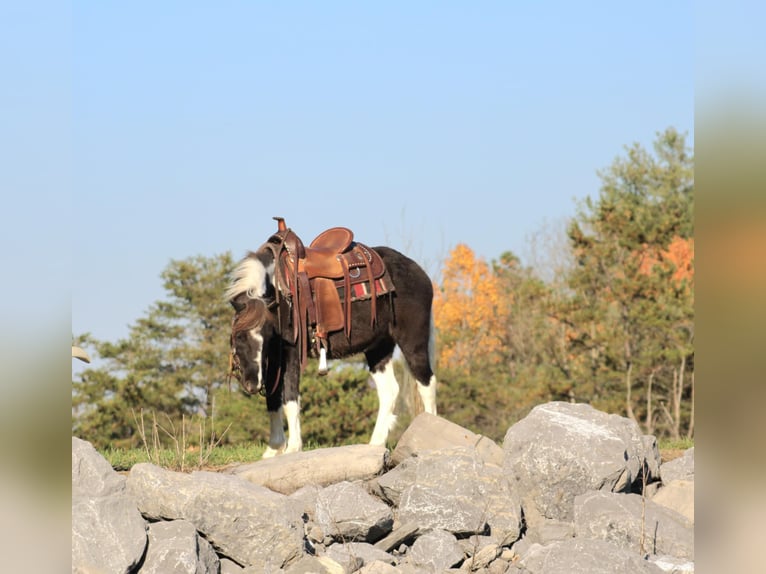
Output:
[[225, 235, 438, 458]]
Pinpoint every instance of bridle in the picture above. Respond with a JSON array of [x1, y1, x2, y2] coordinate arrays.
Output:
[[227, 296, 283, 397]]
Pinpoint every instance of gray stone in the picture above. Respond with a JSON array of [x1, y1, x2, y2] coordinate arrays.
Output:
[[651, 479, 694, 523], [228, 444, 389, 494], [649, 554, 695, 573], [72, 436, 126, 498], [357, 561, 400, 574], [220, 557, 245, 573], [574, 490, 694, 559], [395, 447, 522, 540], [324, 542, 396, 568], [520, 538, 664, 573], [408, 529, 464, 571], [503, 402, 652, 527], [392, 412, 504, 466], [283, 554, 347, 574], [126, 463, 304, 569], [660, 448, 694, 484], [373, 521, 421, 552], [71, 494, 147, 574], [314, 480, 394, 542], [140, 519, 219, 574]]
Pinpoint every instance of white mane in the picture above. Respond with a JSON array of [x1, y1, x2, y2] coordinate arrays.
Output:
[[224, 256, 274, 301]]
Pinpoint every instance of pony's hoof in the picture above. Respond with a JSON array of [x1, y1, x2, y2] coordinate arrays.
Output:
[[262, 445, 285, 459]]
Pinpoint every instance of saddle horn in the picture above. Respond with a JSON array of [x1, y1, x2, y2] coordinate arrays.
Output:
[[273, 216, 287, 232]]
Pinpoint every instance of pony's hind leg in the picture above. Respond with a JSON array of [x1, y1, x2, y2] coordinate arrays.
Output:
[[416, 375, 437, 415], [398, 315, 438, 416], [368, 359, 400, 446]]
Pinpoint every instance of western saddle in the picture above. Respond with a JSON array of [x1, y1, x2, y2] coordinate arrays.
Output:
[[263, 217, 393, 373]]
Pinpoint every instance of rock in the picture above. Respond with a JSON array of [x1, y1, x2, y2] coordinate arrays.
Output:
[[574, 491, 694, 559], [227, 444, 389, 494], [660, 448, 694, 484], [392, 412, 503, 466], [502, 402, 657, 530], [140, 519, 219, 574], [72, 436, 127, 498], [72, 436, 147, 574], [70, 401, 694, 573], [126, 463, 304, 569], [314, 481, 394, 542], [651, 479, 694, 523], [324, 541, 396, 567], [394, 447, 522, 540], [373, 522, 421, 552], [407, 529, 464, 571], [518, 538, 664, 573], [71, 494, 147, 574]]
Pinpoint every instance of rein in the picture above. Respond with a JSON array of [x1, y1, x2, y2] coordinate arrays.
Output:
[[228, 297, 283, 397]]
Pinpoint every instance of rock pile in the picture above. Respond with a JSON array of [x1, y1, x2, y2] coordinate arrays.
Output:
[[72, 401, 694, 573]]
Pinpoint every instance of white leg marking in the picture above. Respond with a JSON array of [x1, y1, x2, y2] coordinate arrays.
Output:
[[369, 361, 400, 446], [418, 374, 437, 415], [283, 399, 303, 453], [419, 314, 438, 415], [262, 408, 286, 459]]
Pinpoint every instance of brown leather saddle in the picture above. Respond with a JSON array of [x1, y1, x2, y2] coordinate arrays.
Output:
[[264, 217, 394, 369]]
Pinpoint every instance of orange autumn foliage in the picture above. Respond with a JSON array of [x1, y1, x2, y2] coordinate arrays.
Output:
[[638, 236, 694, 288], [433, 244, 510, 373]]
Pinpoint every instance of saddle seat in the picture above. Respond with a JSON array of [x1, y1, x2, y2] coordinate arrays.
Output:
[[300, 227, 355, 278]]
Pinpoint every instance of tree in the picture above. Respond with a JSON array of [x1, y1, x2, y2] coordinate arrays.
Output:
[[563, 127, 694, 437], [72, 253, 268, 449], [433, 244, 510, 375]]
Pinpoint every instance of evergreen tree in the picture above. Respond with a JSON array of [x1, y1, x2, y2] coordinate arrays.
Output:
[[563, 128, 694, 436]]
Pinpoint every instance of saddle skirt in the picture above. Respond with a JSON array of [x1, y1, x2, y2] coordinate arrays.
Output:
[[263, 220, 394, 368]]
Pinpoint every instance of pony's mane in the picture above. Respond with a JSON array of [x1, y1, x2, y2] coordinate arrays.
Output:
[[224, 251, 274, 302]]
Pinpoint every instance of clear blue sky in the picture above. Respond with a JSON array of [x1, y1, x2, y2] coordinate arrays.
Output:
[[56, 2, 695, 343]]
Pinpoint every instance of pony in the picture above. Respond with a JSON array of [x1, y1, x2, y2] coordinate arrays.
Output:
[[225, 219, 437, 457]]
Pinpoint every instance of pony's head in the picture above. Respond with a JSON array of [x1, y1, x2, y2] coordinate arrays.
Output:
[[226, 251, 279, 395]]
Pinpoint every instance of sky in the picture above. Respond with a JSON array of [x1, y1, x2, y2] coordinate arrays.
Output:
[[7, 1, 698, 346]]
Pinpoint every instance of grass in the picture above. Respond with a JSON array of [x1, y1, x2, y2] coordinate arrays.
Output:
[[658, 436, 694, 463], [103, 443, 268, 472], [103, 408, 694, 472]]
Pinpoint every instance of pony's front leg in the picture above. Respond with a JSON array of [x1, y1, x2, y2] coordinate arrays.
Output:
[[262, 394, 286, 459], [282, 348, 303, 454], [283, 398, 302, 453]]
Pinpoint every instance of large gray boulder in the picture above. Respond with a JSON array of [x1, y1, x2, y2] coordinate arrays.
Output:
[[126, 463, 304, 570], [140, 519, 220, 574], [392, 447, 522, 541], [391, 412, 503, 466], [72, 436, 147, 574], [660, 447, 694, 484], [72, 494, 148, 574], [651, 479, 694, 523], [574, 491, 694, 560], [314, 480, 394, 543], [514, 538, 664, 573], [502, 401, 658, 531], [406, 529, 463, 571], [72, 436, 126, 498], [229, 444, 389, 494]]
